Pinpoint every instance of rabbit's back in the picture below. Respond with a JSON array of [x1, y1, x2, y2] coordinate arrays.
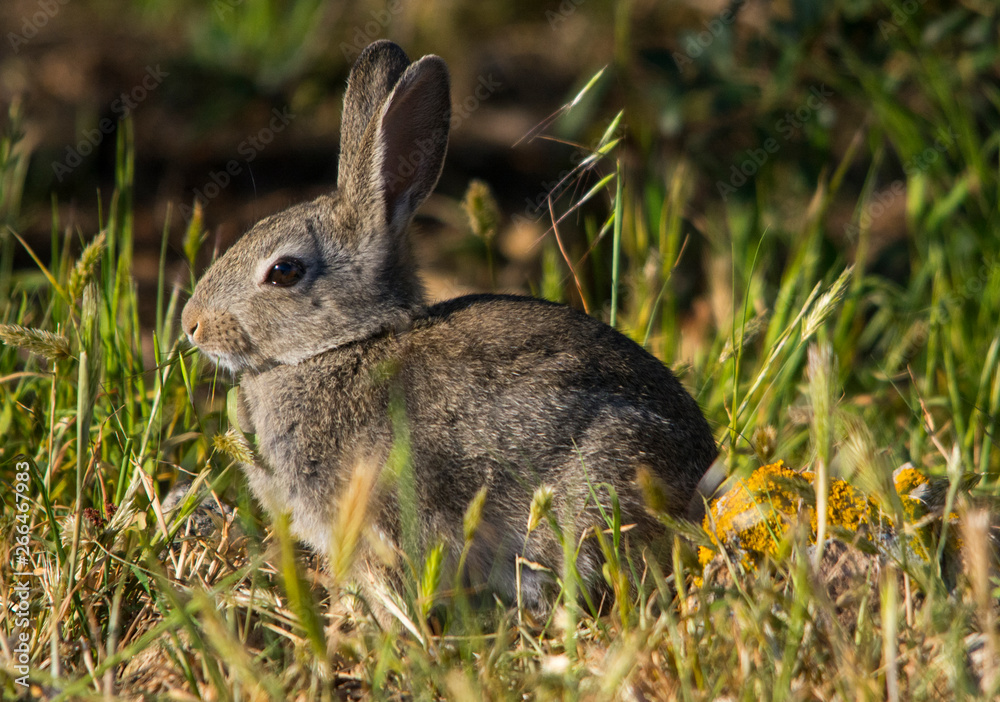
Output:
[[402, 294, 714, 517], [404, 294, 714, 497]]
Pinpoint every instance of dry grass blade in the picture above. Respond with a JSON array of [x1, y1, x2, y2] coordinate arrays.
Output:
[[328, 456, 380, 584], [807, 342, 835, 567], [962, 508, 999, 694]]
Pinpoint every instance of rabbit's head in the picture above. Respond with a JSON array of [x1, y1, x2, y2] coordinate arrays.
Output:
[[182, 41, 450, 372]]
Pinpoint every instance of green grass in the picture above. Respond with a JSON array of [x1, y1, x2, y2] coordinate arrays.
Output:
[[2, 1, 1000, 699]]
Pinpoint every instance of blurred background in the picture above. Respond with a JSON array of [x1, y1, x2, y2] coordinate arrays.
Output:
[[1, 0, 997, 377]]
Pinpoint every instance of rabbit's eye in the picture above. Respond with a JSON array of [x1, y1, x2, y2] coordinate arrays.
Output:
[[266, 258, 305, 287]]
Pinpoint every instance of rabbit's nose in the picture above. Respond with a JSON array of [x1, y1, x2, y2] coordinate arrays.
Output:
[[181, 305, 201, 343]]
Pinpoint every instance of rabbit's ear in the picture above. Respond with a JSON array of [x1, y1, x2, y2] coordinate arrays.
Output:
[[339, 49, 451, 234], [338, 40, 411, 193], [374, 56, 451, 231]]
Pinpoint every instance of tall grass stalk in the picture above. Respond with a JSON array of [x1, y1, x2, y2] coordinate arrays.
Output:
[[609, 160, 623, 329], [807, 342, 835, 567]]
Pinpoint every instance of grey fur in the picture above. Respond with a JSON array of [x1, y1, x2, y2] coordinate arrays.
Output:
[[181, 41, 717, 613]]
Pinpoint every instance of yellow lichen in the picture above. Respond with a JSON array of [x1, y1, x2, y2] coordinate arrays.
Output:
[[800, 470, 877, 537], [894, 466, 929, 495], [699, 460, 962, 582], [700, 461, 890, 572], [700, 461, 817, 570], [898, 494, 926, 520]]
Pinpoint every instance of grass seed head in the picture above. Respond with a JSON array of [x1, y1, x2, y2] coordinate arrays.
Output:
[[67, 231, 106, 303], [183, 199, 206, 267], [461, 179, 501, 245], [419, 541, 446, 619], [80, 283, 99, 351], [719, 311, 770, 363], [527, 484, 554, 534], [635, 465, 669, 515], [463, 485, 489, 543], [801, 266, 853, 341], [0, 323, 72, 361], [751, 425, 778, 463], [212, 428, 254, 465]]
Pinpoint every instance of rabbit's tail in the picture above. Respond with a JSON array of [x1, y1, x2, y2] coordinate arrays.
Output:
[[685, 455, 726, 523]]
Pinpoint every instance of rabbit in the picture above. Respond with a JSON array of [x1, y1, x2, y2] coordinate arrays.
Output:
[[181, 39, 718, 616]]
